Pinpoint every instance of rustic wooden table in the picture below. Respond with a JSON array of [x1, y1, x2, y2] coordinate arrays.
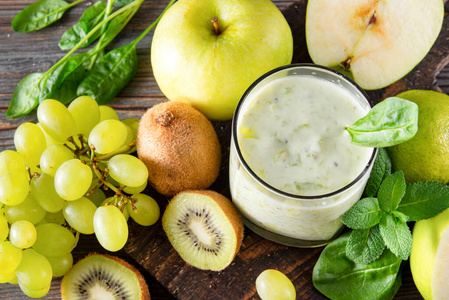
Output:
[[1, 0, 449, 299]]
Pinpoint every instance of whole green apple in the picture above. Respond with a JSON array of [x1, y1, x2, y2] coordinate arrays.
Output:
[[151, 0, 293, 120]]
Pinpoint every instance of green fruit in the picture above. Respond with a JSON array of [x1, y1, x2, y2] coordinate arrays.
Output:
[[387, 90, 449, 183]]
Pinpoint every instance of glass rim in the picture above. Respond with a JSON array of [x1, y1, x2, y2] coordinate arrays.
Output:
[[231, 63, 378, 200]]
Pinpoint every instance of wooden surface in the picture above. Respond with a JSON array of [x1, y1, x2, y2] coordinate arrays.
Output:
[[1, 0, 449, 299]]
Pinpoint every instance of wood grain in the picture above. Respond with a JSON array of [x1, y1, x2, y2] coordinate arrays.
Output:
[[0, 0, 449, 299]]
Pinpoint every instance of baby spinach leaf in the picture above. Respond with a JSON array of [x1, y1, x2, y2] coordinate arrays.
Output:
[[12, 0, 82, 33], [377, 171, 406, 213], [342, 197, 382, 229], [77, 44, 138, 104], [114, 0, 137, 7], [100, 6, 138, 47], [397, 181, 449, 221], [364, 148, 392, 197], [346, 225, 386, 265], [313, 232, 402, 300], [379, 213, 412, 261], [59, 1, 107, 50], [346, 97, 419, 147], [6, 73, 44, 118]]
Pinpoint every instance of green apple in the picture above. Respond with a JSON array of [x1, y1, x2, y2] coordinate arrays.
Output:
[[305, 0, 444, 90], [411, 208, 449, 300], [151, 0, 293, 120]]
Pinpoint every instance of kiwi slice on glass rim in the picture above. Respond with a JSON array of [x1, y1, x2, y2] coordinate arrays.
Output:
[[162, 190, 244, 271], [61, 254, 150, 299]]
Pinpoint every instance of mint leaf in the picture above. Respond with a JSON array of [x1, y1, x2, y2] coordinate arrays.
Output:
[[346, 225, 386, 265], [377, 171, 406, 212], [397, 181, 449, 221], [379, 213, 412, 260], [342, 198, 382, 229], [364, 148, 392, 198]]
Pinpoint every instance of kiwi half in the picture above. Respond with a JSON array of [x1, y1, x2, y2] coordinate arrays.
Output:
[[162, 190, 244, 271], [61, 254, 150, 300]]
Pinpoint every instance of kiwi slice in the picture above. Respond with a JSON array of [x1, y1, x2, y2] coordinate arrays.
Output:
[[61, 254, 150, 300], [162, 190, 244, 271]]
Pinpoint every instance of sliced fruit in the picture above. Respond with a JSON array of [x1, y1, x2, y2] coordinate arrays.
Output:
[[162, 190, 244, 271], [61, 254, 150, 299]]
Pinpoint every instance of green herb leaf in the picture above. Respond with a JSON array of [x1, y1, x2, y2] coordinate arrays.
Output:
[[397, 181, 449, 221], [346, 225, 386, 265], [114, 0, 137, 7], [77, 44, 138, 104], [6, 73, 44, 118], [58, 1, 107, 50], [346, 97, 419, 147], [100, 6, 138, 46], [313, 232, 402, 300], [377, 171, 406, 213], [342, 197, 382, 229], [379, 213, 412, 260], [364, 148, 392, 197]]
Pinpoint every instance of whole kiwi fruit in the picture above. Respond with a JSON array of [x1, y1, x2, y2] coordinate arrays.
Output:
[[137, 102, 221, 196]]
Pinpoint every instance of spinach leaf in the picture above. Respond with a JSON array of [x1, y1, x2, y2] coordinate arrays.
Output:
[[114, 0, 137, 7], [342, 197, 382, 229], [77, 44, 138, 104], [58, 1, 107, 50], [377, 171, 406, 213], [6, 73, 44, 118], [364, 147, 392, 197], [379, 213, 412, 260], [12, 0, 83, 33], [346, 97, 419, 147], [346, 225, 385, 265], [313, 232, 402, 300], [100, 6, 138, 47]]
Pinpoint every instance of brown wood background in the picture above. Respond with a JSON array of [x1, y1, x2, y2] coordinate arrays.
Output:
[[1, 0, 449, 299]]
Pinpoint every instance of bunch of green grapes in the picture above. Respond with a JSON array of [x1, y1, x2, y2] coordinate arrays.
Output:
[[0, 96, 160, 298]]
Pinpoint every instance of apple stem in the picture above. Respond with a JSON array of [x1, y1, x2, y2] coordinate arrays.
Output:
[[211, 17, 221, 35]]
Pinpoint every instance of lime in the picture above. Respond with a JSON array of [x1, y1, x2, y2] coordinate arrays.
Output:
[[387, 90, 449, 183]]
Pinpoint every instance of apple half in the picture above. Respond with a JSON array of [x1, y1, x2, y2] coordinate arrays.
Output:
[[305, 0, 444, 90]]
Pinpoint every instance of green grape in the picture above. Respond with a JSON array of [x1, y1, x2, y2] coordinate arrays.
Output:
[[44, 210, 66, 225], [39, 145, 74, 177], [93, 205, 128, 252], [46, 252, 73, 277], [37, 122, 61, 148], [256, 269, 296, 300], [0, 150, 26, 177], [121, 118, 139, 138], [99, 105, 119, 122], [4, 194, 46, 225], [37, 99, 77, 142], [0, 214, 8, 242], [88, 119, 128, 154], [10, 220, 37, 249], [30, 173, 65, 212], [127, 194, 160, 226], [19, 281, 51, 298], [101, 198, 129, 221], [123, 180, 147, 195], [15, 248, 52, 291], [68, 96, 100, 137], [86, 186, 106, 207], [0, 270, 16, 283], [54, 159, 92, 201], [14, 122, 47, 170], [33, 223, 76, 257], [0, 241, 22, 275], [63, 197, 96, 234], [0, 171, 29, 206], [122, 122, 135, 147], [108, 154, 148, 188]]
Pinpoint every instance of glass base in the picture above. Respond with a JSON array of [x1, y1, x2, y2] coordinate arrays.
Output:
[[242, 215, 343, 248]]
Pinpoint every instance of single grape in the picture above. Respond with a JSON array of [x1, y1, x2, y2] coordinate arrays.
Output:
[[93, 205, 128, 252], [54, 159, 92, 201], [123, 180, 147, 195], [0, 241, 22, 275], [0, 171, 29, 206], [0, 270, 16, 283], [121, 118, 139, 138], [37, 99, 77, 142], [0, 214, 8, 242], [15, 248, 52, 291], [33, 223, 76, 257], [4, 194, 46, 225], [68, 96, 100, 137], [19, 281, 51, 298], [99, 105, 119, 122], [127, 194, 160, 226], [44, 210, 66, 225], [9, 220, 37, 249], [45, 252, 73, 277], [0, 150, 26, 177], [14, 122, 46, 170], [256, 269, 296, 300], [30, 173, 65, 212], [39, 145, 74, 177], [63, 197, 96, 234], [122, 122, 135, 147], [88, 119, 128, 154], [37, 122, 61, 147], [108, 154, 148, 188]]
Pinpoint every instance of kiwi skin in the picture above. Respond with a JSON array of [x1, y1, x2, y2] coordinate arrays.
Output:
[[137, 102, 221, 197]]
